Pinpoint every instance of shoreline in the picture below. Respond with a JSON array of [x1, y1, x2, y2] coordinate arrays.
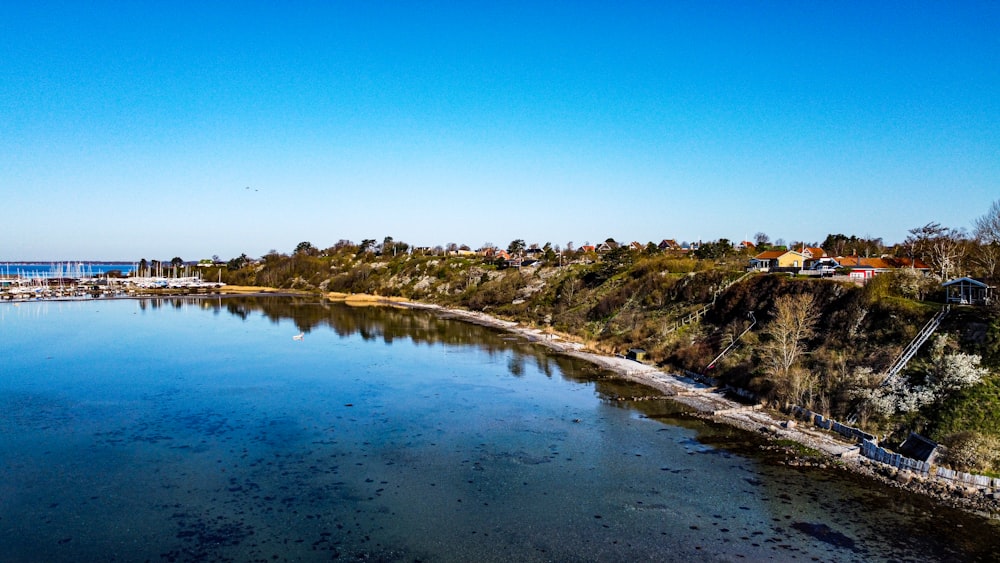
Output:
[[389, 298, 1000, 519], [7, 287, 999, 516]]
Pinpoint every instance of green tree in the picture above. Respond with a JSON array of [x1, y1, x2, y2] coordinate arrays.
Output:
[[227, 253, 249, 271], [357, 239, 377, 256], [543, 245, 557, 264], [694, 239, 733, 260], [507, 239, 526, 256], [295, 241, 315, 254]]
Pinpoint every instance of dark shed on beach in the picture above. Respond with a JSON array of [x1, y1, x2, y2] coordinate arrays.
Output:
[[898, 432, 939, 464], [626, 348, 648, 362]]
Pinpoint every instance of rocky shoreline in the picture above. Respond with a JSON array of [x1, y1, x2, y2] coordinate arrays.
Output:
[[396, 299, 1000, 519]]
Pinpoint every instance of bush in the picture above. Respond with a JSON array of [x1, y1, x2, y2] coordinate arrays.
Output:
[[940, 431, 1000, 473]]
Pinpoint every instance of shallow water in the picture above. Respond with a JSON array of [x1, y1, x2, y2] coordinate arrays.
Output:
[[1, 297, 997, 562]]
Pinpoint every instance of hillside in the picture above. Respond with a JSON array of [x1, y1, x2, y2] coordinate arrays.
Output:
[[209, 245, 1000, 474]]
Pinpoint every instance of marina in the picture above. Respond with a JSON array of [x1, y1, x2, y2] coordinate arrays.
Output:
[[0, 262, 224, 301]]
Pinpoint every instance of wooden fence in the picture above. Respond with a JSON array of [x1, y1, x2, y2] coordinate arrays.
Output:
[[768, 405, 1000, 491], [860, 440, 932, 475], [789, 406, 876, 444]]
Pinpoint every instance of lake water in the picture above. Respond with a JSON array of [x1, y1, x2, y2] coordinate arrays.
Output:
[[1, 297, 998, 562]]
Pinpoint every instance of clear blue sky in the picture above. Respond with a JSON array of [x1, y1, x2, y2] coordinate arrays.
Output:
[[3, 1, 998, 261]]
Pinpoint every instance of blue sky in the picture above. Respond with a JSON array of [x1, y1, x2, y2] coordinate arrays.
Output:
[[3, 1, 998, 261]]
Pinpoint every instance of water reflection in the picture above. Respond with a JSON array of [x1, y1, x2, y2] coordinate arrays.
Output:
[[139, 295, 611, 387], [4, 297, 1000, 562]]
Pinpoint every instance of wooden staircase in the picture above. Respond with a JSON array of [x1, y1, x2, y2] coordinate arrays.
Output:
[[664, 271, 753, 334], [880, 305, 950, 387]]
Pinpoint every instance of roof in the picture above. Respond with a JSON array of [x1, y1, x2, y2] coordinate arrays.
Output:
[[753, 249, 807, 260], [898, 432, 938, 463], [753, 250, 786, 260], [942, 277, 990, 288], [802, 247, 826, 258], [834, 256, 930, 270]]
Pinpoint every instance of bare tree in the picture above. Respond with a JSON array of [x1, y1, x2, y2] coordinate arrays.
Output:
[[761, 293, 819, 405], [974, 199, 1000, 243], [972, 243, 1000, 281], [973, 199, 1000, 280], [559, 276, 582, 308], [905, 222, 967, 280]]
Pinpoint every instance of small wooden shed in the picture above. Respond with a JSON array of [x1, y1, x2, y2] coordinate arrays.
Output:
[[626, 348, 648, 362], [898, 432, 940, 465]]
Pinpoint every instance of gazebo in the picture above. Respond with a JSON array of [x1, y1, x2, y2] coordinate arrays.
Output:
[[942, 277, 993, 305]]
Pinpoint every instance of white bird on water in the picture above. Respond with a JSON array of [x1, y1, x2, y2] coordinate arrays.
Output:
[[293, 333, 304, 340]]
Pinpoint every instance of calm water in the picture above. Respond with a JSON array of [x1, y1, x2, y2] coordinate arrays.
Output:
[[1, 297, 998, 562]]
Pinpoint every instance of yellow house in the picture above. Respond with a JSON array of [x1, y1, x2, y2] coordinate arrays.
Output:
[[749, 250, 810, 271]]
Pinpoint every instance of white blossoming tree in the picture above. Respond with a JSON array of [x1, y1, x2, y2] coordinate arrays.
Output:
[[851, 336, 989, 423]]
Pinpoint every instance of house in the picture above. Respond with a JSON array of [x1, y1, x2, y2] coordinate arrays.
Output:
[[800, 247, 826, 259], [658, 239, 681, 251], [579, 245, 596, 253], [748, 250, 810, 272], [629, 241, 644, 252], [942, 277, 993, 305], [805, 257, 840, 273], [737, 241, 756, 251], [596, 242, 614, 253], [836, 256, 931, 281]]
